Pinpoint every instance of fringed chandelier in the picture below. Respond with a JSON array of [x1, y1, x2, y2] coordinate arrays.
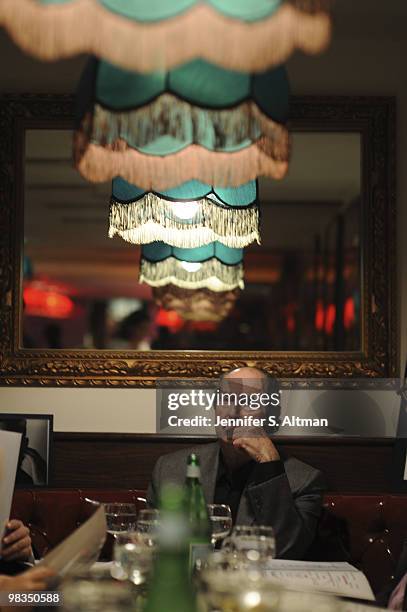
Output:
[[139, 242, 244, 292], [0, 0, 333, 325], [109, 178, 259, 249], [74, 58, 290, 188], [0, 0, 331, 72]]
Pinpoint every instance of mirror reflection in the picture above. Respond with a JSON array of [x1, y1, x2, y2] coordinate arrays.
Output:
[[22, 130, 361, 351]]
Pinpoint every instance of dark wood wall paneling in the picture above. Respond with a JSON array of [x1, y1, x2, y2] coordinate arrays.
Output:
[[51, 434, 396, 492]]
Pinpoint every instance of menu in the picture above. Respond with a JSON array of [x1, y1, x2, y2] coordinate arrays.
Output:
[[264, 561, 375, 601], [38, 506, 107, 577], [0, 430, 22, 553]]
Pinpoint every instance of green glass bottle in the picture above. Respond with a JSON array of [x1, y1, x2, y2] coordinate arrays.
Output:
[[185, 453, 212, 571], [144, 484, 197, 612]]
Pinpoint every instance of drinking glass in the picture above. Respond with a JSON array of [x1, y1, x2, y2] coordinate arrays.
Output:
[[113, 532, 153, 586], [135, 509, 160, 548], [223, 525, 276, 568], [199, 551, 280, 612], [103, 503, 138, 537], [232, 525, 274, 539], [207, 504, 232, 547], [63, 566, 135, 612]]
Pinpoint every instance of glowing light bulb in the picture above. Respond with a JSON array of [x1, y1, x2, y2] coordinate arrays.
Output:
[[171, 201, 200, 220], [179, 261, 202, 273], [243, 591, 262, 608]]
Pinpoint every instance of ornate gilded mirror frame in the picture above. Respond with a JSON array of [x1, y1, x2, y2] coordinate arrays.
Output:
[[0, 95, 397, 387]]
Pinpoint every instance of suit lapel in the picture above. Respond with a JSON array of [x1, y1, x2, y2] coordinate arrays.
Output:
[[199, 443, 255, 524], [198, 442, 220, 504]]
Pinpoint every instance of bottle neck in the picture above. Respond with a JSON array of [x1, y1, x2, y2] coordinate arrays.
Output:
[[186, 464, 201, 480]]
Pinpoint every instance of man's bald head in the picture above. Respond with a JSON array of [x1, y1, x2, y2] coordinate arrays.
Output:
[[218, 367, 280, 436], [223, 367, 268, 382], [221, 367, 269, 394]]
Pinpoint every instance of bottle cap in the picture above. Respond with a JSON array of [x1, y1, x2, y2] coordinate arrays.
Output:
[[188, 453, 200, 466]]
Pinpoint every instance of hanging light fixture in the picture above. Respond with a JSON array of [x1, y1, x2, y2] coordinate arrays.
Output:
[[0, 2, 335, 329], [74, 58, 290, 188], [153, 285, 240, 323], [109, 178, 260, 248], [139, 242, 244, 292], [0, 0, 331, 72]]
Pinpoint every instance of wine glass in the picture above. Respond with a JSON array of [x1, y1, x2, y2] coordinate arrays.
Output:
[[135, 508, 160, 548], [207, 504, 232, 547]]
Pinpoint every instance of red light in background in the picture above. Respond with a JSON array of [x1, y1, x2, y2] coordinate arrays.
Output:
[[284, 302, 297, 334], [325, 304, 336, 335], [315, 299, 355, 334], [24, 286, 74, 319], [286, 315, 295, 333], [315, 299, 325, 332], [344, 297, 356, 329], [155, 308, 184, 332]]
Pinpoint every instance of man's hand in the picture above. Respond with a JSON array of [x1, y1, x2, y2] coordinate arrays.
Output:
[[0, 567, 54, 592], [232, 428, 280, 463], [2, 520, 33, 562]]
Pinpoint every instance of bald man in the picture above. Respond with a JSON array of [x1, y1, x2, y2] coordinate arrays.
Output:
[[147, 368, 326, 560]]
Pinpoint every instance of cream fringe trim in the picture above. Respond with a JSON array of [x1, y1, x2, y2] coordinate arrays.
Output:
[[112, 222, 259, 249], [91, 98, 290, 160], [140, 258, 244, 292], [75, 139, 288, 189], [109, 195, 260, 248], [0, 0, 331, 72]]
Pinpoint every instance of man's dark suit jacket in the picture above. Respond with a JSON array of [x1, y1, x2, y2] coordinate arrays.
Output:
[[147, 442, 326, 560]]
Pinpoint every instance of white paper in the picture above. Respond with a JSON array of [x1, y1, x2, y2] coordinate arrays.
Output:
[[277, 590, 381, 612], [0, 430, 22, 553], [38, 506, 107, 577], [264, 561, 375, 601]]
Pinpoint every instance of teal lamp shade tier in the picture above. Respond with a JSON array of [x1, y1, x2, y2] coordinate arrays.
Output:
[[139, 242, 244, 292], [0, 0, 331, 72], [74, 59, 291, 188], [109, 178, 260, 249]]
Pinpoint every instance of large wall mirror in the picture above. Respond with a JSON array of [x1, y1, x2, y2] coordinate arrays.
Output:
[[0, 96, 397, 385]]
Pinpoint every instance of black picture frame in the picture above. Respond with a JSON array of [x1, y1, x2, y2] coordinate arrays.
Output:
[[0, 413, 53, 487]]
